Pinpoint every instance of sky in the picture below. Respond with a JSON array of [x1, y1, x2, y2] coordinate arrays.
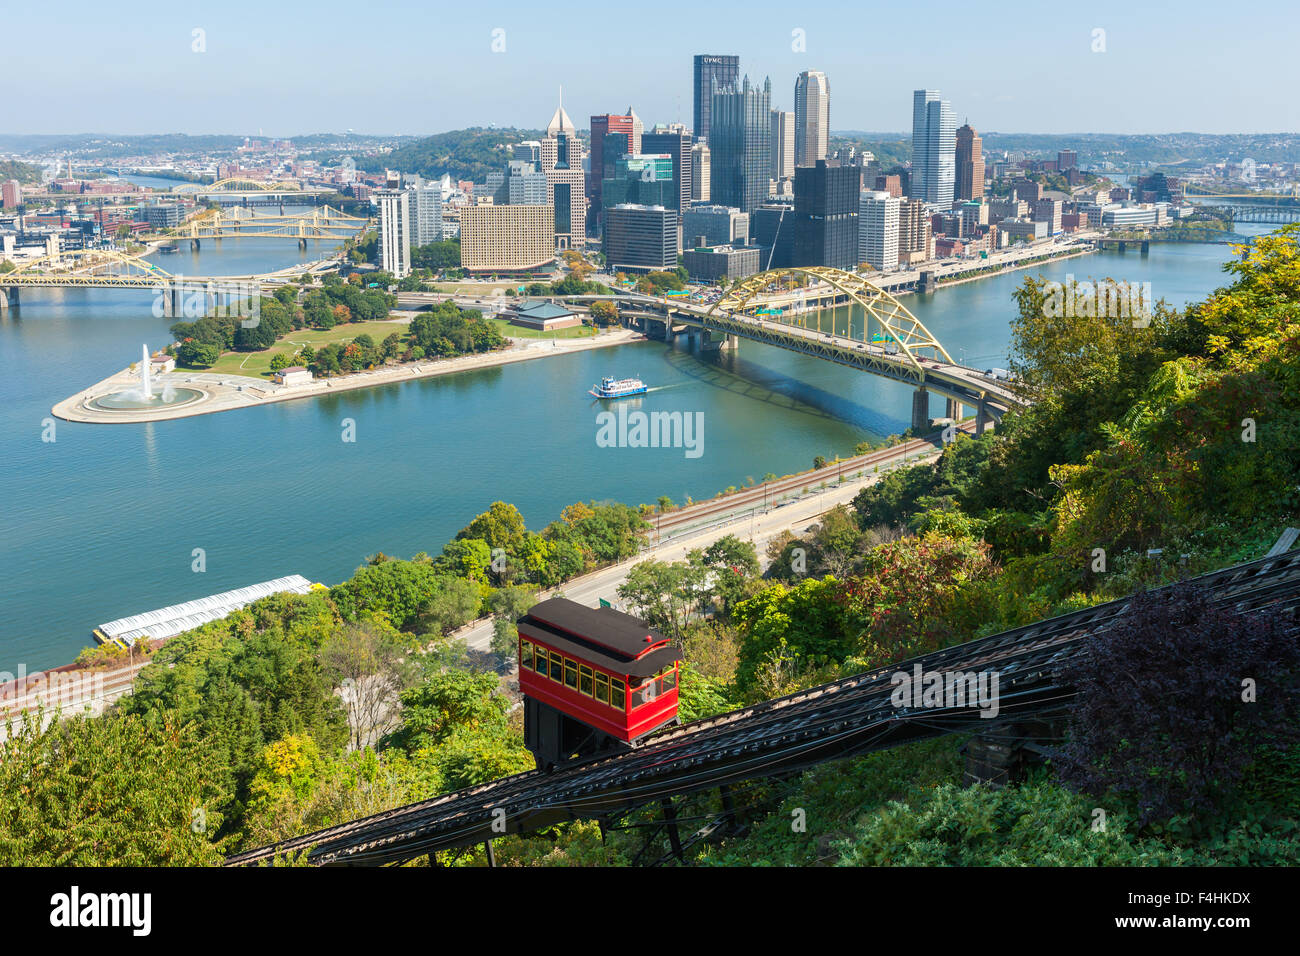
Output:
[[3, 0, 1298, 138]]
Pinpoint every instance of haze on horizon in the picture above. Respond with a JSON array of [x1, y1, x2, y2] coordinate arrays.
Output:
[[2, 0, 1295, 139]]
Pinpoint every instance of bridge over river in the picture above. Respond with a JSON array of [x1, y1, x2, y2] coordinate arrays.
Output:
[[616, 267, 1025, 432]]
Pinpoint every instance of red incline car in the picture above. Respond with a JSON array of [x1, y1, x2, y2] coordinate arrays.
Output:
[[518, 598, 683, 769]]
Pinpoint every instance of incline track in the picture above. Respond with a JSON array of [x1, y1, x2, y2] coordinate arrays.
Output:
[[227, 548, 1300, 866]]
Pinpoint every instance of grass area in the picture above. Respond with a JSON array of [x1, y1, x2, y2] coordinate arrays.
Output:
[[204, 319, 410, 378], [482, 317, 600, 340]]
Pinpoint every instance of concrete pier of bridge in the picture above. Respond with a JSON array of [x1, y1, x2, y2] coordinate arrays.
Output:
[[0, 287, 17, 310]]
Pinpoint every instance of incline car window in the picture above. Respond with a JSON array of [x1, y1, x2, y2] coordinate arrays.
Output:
[[564, 658, 578, 690], [610, 678, 626, 710], [549, 651, 563, 682]]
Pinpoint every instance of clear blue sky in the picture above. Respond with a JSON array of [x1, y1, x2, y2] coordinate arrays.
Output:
[[3, 0, 1296, 137]]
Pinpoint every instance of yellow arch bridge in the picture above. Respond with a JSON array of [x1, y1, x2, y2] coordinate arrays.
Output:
[[621, 267, 1023, 432]]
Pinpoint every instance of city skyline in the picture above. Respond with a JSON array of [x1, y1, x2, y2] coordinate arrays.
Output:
[[2, 0, 1297, 137]]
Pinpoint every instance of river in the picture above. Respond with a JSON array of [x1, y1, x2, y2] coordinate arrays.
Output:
[[0, 223, 1272, 670]]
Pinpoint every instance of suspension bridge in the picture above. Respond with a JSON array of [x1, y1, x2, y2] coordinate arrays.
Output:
[[0, 248, 333, 313], [174, 205, 372, 249]]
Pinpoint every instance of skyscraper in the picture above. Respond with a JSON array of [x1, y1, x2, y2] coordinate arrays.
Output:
[[589, 113, 635, 234], [792, 160, 860, 269], [709, 75, 772, 215], [693, 54, 740, 142], [793, 71, 830, 168], [540, 95, 587, 251], [770, 110, 795, 181], [859, 190, 901, 270], [910, 90, 955, 208], [643, 125, 693, 215], [955, 124, 984, 202], [376, 188, 411, 278], [691, 142, 711, 202]]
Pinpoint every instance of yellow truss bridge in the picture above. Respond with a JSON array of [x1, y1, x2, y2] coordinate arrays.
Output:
[[623, 266, 1021, 432]]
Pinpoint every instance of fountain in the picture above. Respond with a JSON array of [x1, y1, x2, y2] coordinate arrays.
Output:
[[85, 344, 204, 413]]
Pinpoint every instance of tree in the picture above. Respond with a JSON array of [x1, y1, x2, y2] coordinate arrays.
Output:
[[589, 300, 618, 326], [0, 712, 224, 866], [489, 585, 537, 659], [415, 577, 483, 636], [319, 620, 419, 750], [387, 670, 511, 754], [1058, 585, 1300, 825], [618, 559, 707, 639], [270, 352, 291, 372], [456, 501, 528, 556]]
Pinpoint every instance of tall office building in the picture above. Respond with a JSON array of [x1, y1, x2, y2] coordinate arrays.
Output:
[[910, 90, 955, 208], [691, 142, 711, 202], [405, 178, 446, 246], [589, 113, 636, 233], [601, 155, 675, 210], [1057, 149, 1078, 170], [682, 205, 749, 247], [709, 75, 772, 215], [540, 97, 587, 251], [642, 125, 693, 215], [751, 201, 795, 269], [858, 190, 901, 270], [1, 180, 21, 209], [770, 110, 795, 181], [693, 54, 740, 141], [793, 71, 830, 168], [792, 160, 860, 269], [376, 188, 411, 278], [603, 204, 678, 273], [626, 107, 644, 155], [955, 124, 984, 202], [898, 199, 932, 264]]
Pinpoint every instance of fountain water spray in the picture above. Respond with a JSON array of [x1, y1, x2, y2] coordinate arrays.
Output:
[[139, 343, 152, 399]]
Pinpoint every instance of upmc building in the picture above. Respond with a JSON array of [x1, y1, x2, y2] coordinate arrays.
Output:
[[693, 54, 740, 142]]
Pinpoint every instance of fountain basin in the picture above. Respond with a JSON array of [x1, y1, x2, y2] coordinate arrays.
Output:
[[86, 386, 206, 412]]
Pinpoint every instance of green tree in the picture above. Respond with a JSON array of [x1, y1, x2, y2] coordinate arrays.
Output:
[[0, 712, 224, 866]]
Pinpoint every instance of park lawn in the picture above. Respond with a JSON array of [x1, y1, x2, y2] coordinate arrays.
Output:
[[482, 317, 600, 340], [205, 319, 411, 378]]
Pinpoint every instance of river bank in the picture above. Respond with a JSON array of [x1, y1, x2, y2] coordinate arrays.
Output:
[[52, 327, 643, 424]]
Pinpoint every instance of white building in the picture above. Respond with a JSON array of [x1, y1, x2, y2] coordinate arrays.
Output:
[[691, 142, 711, 203], [405, 180, 445, 246], [376, 188, 411, 278], [859, 190, 901, 270], [910, 89, 955, 209]]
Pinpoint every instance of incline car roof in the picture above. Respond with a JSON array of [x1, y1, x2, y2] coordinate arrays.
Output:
[[519, 598, 681, 677]]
